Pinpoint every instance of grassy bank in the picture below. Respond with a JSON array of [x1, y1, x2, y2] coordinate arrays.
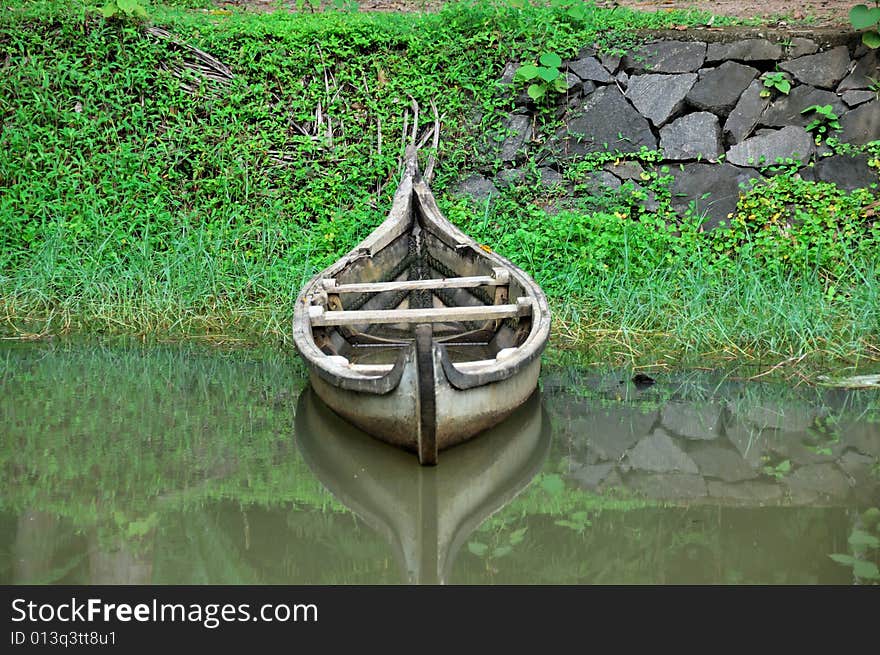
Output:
[[1, 1, 879, 372]]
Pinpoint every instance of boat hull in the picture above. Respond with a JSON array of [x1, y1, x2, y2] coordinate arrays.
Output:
[[292, 147, 551, 464], [308, 344, 541, 453]]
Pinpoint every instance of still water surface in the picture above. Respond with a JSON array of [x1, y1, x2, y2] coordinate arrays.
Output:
[[1, 342, 878, 584]]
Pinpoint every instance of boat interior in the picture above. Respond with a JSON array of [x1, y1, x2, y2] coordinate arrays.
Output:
[[306, 189, 536, 371]]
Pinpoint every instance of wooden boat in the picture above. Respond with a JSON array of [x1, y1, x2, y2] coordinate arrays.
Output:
[[292, 146, 551, 464], [295, 386, 550, 584]]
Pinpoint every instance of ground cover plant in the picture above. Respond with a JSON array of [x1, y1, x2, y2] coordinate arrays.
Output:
[[1, 1, 879, 373]]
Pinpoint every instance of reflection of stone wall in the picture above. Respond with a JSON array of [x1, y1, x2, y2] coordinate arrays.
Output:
[[544, 373, 880, 505], [461, 31, 879, 229]]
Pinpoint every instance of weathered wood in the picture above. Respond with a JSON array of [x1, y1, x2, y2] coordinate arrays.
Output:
[[322, 269, 509, 294], [292, 144, 552, 465], [310, 298, 531, 327], [415, 323, 437, 466]]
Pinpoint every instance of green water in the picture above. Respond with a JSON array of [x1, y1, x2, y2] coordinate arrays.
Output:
[[1, 342, 877, 584]]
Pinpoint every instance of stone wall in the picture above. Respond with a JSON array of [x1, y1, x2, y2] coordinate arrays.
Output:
[[458, 30, 880, 229], [542, 370, 880, 505]]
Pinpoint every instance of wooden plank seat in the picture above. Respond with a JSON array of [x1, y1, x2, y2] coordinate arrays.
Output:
[[309, 297, 532, 327], [322, 267, 509, 295]]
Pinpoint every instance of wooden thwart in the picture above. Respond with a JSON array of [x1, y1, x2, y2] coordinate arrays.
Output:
[[309, 297, 532, 327], [322, 268, 509, 295]]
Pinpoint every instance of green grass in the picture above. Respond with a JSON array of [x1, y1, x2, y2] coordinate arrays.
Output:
[[1, 1, 878, 373]]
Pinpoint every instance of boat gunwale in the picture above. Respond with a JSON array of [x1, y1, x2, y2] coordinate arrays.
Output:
[[292, 154, 551, 395]]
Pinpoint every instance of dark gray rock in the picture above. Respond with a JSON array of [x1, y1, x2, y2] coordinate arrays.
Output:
[[623, 40, 707, 73], [838, 451, 880, 503], [538, 166, 567, 188], [599, 51, 622, 74], [815, 154, 878, 190], [452, 174, 499, 202], [837, 450, 877, 482], [604, 160, 646, 181], [570, 463, 617, 490], [759, 85, 847, 129], [577, 44, 598, 59], [669, 162, 763, 229], [564, 72, 582, 93], [725, 126, 814, 167], [554, 85, 657, 157], [627, 472, 708, 500], [728, 399, 818, 432], [837, 420, 880, 457], [568, 56, 614, 83], [624, 433, 700, 474], [689, 443, 759, 482], [724, 80, 771, 144], [785, 462, 851, 499], [660, 111, 722, 161], [499, 114, 532, 163], [724, 423, 767, 469], [660, 401, 723, 440], [837, 51, 879, 92], [494, 167, 525, 189], [626, 73, 697, 126], [497, 61, 518, 88], [840, 100, 880, 145], [842, 90, 877, 107], [576, 170, 622, 195], [779, 46, 851, 89], [615, 71, 629, 89], [623, 181, 661, 213], [566, 407, 658, 461], [767, 435, 841, 466], [686, 61, 759, 116], [785, 37, 819, 58], [706, 39, 782, 63], [707, 480, 783, 503]]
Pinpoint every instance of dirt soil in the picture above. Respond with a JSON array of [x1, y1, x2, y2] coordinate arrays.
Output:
[[216, 0, 855, 27]]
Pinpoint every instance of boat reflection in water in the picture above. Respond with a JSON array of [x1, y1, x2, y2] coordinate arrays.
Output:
[[296, 387, 551, 584]]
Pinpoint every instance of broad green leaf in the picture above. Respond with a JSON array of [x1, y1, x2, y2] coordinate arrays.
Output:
[[850, 5, 880, 30], [540, 473, 564, 495], [861, 507, 880, 528], [99, 2, 118, 17], [539, 52, 563, 68], [527, 83, 546, 101], [571, 511, 589, 522], [509, 527, 528, 545], [777, 79, 791, 94], [554, 520, 578, 530], [552, 76, 568, 92], [863, 30, 880, 49], [777, 459, 791, 473], [853, 560, 880, 579], [514, 64, 540, 82], [829, 553, 857, 565], [117, 0, 140, 14], [538, 66, 560, 82], [467, 541, 488, 557], [848, 530, 880, 549], [494, 545, 512, 558]]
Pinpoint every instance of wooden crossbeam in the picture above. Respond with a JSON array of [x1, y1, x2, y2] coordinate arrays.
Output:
[[322, 267, 509, 295], [309, 297, 532, 327]]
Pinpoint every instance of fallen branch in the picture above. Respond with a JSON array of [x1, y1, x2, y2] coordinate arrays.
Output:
[[747, 353, 808, 381], [815, 374, 880, 389]]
